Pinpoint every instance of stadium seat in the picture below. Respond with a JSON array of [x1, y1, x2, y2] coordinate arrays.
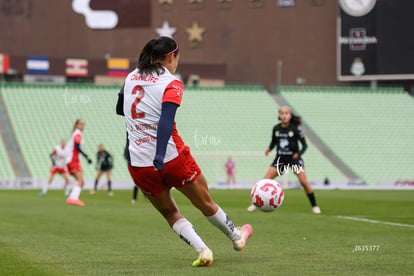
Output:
[[0, 136, 15, 179]]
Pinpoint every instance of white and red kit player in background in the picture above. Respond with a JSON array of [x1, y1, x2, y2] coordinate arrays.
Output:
[[116, 36, 252, 267], [65, 119, 92, 206], [39, 139, 70, 197]]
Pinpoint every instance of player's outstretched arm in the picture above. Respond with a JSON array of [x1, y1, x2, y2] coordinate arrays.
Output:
[[75, 143, 92, 164]]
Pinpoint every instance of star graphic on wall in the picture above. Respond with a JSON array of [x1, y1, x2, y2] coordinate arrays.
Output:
[[186, 21, 206, 43], [156, 21, 176, 38]]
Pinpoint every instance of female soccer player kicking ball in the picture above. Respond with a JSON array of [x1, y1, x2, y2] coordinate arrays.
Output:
[[116, 36, 252, 267]]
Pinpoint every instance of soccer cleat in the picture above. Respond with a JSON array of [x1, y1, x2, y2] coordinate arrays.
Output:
[[192, 248, 213, 267], [39, 192, 46, 198], [89, 190, 97, 195], [232, 224, 253, 251], [247, 204, 257, 212], [131, 199, 137, 205], [66, 198, 85, 206], [107, 191, 113, 196], [312, 206, 321, 214]]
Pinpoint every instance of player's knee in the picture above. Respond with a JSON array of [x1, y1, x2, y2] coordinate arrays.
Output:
[[159, 207, 181, 223]]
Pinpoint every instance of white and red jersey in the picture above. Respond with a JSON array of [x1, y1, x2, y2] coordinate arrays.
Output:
[[65, 129, 83, 164], [123, 67, 185, 167], [51, 145, 67, 168]]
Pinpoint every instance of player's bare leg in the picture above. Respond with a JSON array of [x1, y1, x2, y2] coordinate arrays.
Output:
[[296, 171, 321, 214], [179, 174, 252, 252], [106, 171, 113, 196], [40, 173, 54, 197], [264, 166, 279, 179], [146, 189, 212, 266], [178, 174, 217, 215], [63, 172, 71, 198], [91, 170, 103, 195]]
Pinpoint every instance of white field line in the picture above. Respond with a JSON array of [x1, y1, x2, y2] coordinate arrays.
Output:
[[336, 216, 414, 229]]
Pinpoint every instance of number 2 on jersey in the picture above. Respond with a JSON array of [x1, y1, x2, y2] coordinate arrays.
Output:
[[131, 85, 145, 119]]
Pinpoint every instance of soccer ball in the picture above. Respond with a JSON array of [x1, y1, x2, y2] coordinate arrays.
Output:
[[250, 179, 284, 212]]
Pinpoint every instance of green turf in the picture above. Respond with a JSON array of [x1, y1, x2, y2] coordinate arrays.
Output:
[[0, 189, 413, 275]]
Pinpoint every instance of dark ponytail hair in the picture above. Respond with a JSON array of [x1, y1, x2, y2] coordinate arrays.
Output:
[[290, 112, 302, 126], [138, 36, 179, 76]]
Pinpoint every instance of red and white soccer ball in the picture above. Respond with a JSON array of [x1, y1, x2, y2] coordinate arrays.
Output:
[[250, 179, 284, 212]]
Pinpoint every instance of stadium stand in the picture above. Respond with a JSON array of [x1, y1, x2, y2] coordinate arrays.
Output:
[[1, 83, 348, 188], [0, 90, 17, 179], [0, 136, 15, 179], [280, 86, 414, 185], [1, 83, 127, 180], [176, 86, 345, 187]]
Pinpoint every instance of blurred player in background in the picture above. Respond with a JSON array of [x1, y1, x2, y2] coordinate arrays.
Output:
[[131, 186, 139, 204], [225, 156, 236, 187], [65, 118, 92, 206], [124, 140, 140, 204], [116, 36, 252, 267], [90, 144, 114, 196], [39, 139, 70, 197], [247, 106, 321, 214]]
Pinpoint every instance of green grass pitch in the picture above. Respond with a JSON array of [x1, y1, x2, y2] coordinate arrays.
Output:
[[0, 189, 413, 275]]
